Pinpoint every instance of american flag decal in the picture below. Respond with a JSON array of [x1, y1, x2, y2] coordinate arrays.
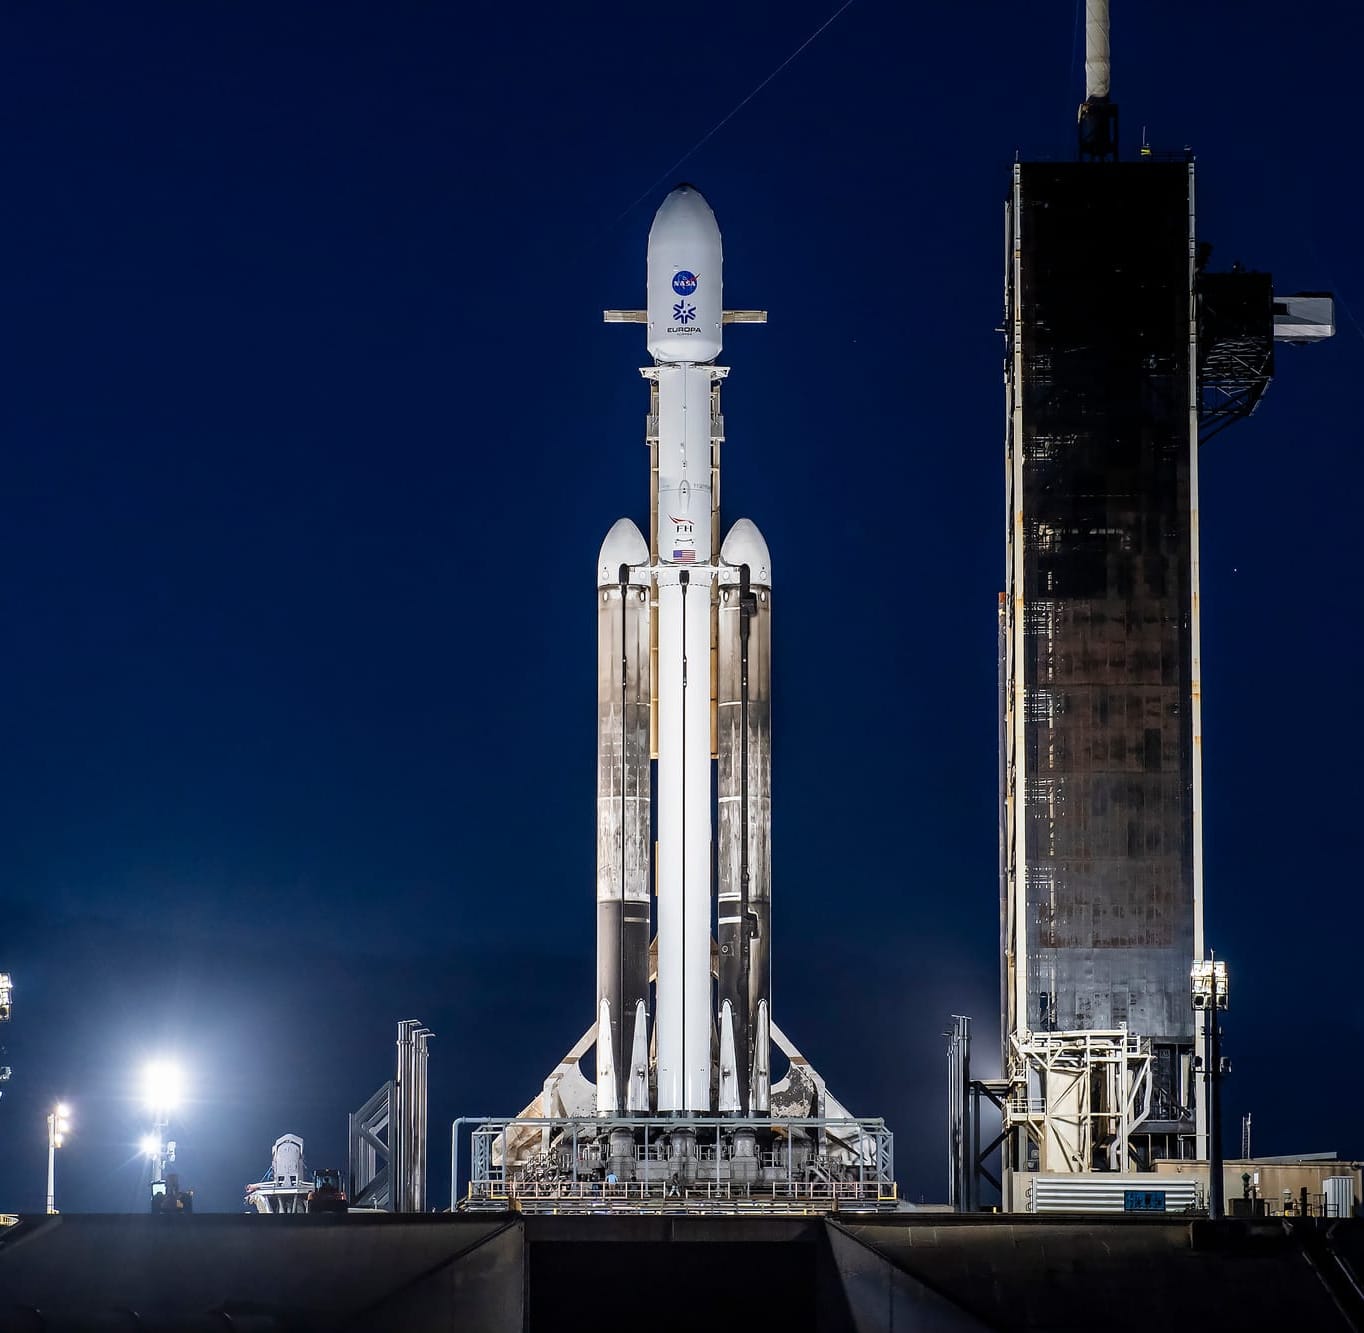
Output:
[[672, 549, 696, 563]]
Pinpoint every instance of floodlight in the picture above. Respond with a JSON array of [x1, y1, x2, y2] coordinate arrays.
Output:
[[140, 1133, 161, 1159], [46, 1095, 73, 1214], [1190, 958, 1229, 1010], [142, 1059, 183, 1111]]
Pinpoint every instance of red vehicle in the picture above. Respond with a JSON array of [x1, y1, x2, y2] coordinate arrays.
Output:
[[307, 1167, 348, 1214]]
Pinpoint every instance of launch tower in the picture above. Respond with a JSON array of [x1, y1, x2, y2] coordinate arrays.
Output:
[[975, 0, 1334, 1209]]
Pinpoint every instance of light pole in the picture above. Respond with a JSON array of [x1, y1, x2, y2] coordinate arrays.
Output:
[[46, 1102, 71, 1214], [141, 1060, 183, 1195], [140, 1130, 167, 1191], [1191, 958, 1230, 1219]]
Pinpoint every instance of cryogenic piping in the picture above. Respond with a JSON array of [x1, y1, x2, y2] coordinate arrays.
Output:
[[1084, 0, 1111, 100]]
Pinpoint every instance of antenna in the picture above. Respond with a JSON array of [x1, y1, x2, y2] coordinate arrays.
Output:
[[1077, 0, 1119, 160]]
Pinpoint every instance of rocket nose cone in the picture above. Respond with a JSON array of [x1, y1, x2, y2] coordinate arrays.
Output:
[[597, 517, 649, 586], [649, 184, 719, 240], [720, 518, 772, 586], [647, 182, 723, 363]]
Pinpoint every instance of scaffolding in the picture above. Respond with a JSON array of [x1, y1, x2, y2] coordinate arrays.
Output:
[[348, 1019, 432, 1212], [1005, 1028, 1153, 1176]]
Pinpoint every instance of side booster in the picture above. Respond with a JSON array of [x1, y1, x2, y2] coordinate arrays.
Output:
[[598, 185, 771, 1116]]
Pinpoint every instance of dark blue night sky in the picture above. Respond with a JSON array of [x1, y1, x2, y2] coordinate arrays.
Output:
[[3, 1, 1361, 1211]]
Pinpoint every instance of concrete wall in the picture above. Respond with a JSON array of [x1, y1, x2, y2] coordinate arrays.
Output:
[[1, 1212, 1362, 1331]]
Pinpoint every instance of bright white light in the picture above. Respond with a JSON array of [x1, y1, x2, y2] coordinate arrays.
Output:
[[1190, 959, 1230, 1010], [140, 1133, 161, 1159], [56, 1118, 71, 1135], [55, 1102, 71, 1119], [142, 1059, 183, 1112]]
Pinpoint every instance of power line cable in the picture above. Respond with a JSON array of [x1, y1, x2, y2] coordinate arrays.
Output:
[[612, 0, 857, 225]]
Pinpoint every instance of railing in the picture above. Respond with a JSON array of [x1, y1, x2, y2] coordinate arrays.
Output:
[[454, 1113, 896, 1215], [466, 1178, 897, 1214]]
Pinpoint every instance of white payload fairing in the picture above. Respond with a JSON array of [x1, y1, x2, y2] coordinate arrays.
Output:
[[596, 184, 772, 1117]]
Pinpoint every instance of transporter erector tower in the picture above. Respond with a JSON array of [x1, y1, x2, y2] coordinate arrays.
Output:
[[457, 187, 895, 1214]]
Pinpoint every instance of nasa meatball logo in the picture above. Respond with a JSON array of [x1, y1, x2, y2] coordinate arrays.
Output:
[[672, 270, 698, 297]]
